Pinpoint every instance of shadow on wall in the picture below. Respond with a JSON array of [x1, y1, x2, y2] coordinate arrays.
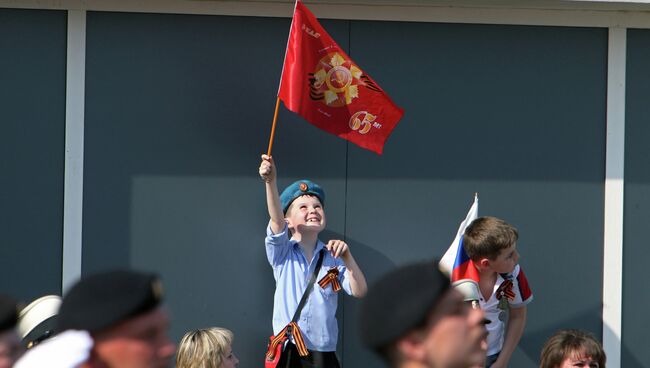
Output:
[[321, 229, 400, 367], [619, 322, 644, 368]]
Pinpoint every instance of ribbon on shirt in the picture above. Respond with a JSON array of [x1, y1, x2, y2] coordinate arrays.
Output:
[[318, 268, 341, 292], [265, 322, 309, 360], [496, 279, 516, 301]]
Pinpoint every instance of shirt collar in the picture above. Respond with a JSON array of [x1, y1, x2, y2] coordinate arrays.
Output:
[[291, 239, 326, 262], [290, 239, 325, 250]]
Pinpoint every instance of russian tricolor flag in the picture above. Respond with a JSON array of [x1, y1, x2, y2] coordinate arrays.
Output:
[[439, 194, 481, 301]]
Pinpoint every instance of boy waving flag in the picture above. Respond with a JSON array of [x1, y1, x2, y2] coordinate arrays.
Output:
[[273, 0, 404, 155]]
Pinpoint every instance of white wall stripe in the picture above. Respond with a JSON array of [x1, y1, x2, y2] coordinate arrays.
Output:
[[62, 9, 86, 293], [603, 26, 626, 368]]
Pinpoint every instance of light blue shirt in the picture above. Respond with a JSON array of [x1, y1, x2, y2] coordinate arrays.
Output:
[[266, 224, 352, 352]]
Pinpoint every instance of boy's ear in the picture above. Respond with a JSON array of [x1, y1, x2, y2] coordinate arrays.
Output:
[[478, 258, 491, 268]]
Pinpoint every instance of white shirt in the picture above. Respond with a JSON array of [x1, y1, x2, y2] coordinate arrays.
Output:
[[479, 264, 533, 355], [14, 330, 93, 368]]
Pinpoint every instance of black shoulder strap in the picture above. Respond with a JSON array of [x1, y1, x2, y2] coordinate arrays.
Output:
[[291, 249, 325, 323]]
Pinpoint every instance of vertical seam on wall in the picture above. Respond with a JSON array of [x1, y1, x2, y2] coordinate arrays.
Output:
[[603, 26, 626, 368], [62, 9, 86, 293], [342, 19, 352, 245], [342, 136, 349, 365], [340, 18, 353, 366]]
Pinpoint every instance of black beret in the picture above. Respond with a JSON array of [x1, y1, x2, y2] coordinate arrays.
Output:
[[0, 294, 19, 332], [57, 270, 163, 334], [359, 261, 450, 351]]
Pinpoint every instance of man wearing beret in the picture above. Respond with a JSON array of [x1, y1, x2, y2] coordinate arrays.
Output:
[[0, 294, 23, 368], [14, 270, 175, 368], [359, 261, 487, 368]]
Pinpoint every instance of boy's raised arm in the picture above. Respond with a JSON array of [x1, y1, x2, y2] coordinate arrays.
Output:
[[259, 154, 285, 234]]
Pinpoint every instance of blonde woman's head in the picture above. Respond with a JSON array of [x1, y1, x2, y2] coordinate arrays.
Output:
[[176, 327, 239, 368]]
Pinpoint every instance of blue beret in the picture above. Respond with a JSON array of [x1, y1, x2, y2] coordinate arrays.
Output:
[[57, 270, 163, 334], [359, 261, 450, 352], [280, 180, 325, 214], [0, 294, 18, 332]]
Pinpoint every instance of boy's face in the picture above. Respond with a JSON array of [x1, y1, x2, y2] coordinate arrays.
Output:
[[488, 243, 519, 274], [285, 195, 326, 234]]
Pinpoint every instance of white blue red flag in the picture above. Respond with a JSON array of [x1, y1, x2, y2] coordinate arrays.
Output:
[[439, 194, 480, 286]]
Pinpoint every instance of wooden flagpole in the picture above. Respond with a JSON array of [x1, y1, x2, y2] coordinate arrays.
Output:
[[267, 0, 298, 156], [267, 96, 281, 156]]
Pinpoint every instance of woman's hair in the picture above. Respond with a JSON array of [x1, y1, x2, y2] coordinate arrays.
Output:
[[540, 329, 606, 368], [176, 327, 234, 368]]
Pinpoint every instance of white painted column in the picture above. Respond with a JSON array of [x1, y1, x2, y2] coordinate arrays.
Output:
[[62, 9, 86, 293], [603, 26, 626, 368]]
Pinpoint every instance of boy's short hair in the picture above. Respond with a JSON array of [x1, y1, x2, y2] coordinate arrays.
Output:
[[540, 329, 606, 368], [463, 216, 518, 261], [280, 180, 325, 214]]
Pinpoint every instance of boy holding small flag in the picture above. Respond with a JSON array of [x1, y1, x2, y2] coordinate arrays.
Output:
[[462, 217, 533, 368]]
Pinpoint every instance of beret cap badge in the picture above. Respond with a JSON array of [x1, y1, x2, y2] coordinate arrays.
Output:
[[151, 279, 164, 301], [299, 182, 308, 192]]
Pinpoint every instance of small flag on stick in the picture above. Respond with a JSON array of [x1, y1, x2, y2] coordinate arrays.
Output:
[[439, 194, 481, 303]]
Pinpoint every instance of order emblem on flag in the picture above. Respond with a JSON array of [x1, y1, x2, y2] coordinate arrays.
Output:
[[278, 1, 404, 154]]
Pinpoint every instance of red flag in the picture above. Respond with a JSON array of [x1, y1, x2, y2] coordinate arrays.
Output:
[[278, 1, 404, 154]]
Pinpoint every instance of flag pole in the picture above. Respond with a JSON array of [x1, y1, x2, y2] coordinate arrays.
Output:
[[471, 192, 480, 311], [266, 0, 299, 156], [267, 96, 281, 156]]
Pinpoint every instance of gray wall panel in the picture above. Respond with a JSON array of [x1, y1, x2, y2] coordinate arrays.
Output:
[[344, 22, 607, 367], [0, 8, 66, 301], [83, 11, 349, 366], [622, 28, 650, 368], [83, 11, 607, 367]]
